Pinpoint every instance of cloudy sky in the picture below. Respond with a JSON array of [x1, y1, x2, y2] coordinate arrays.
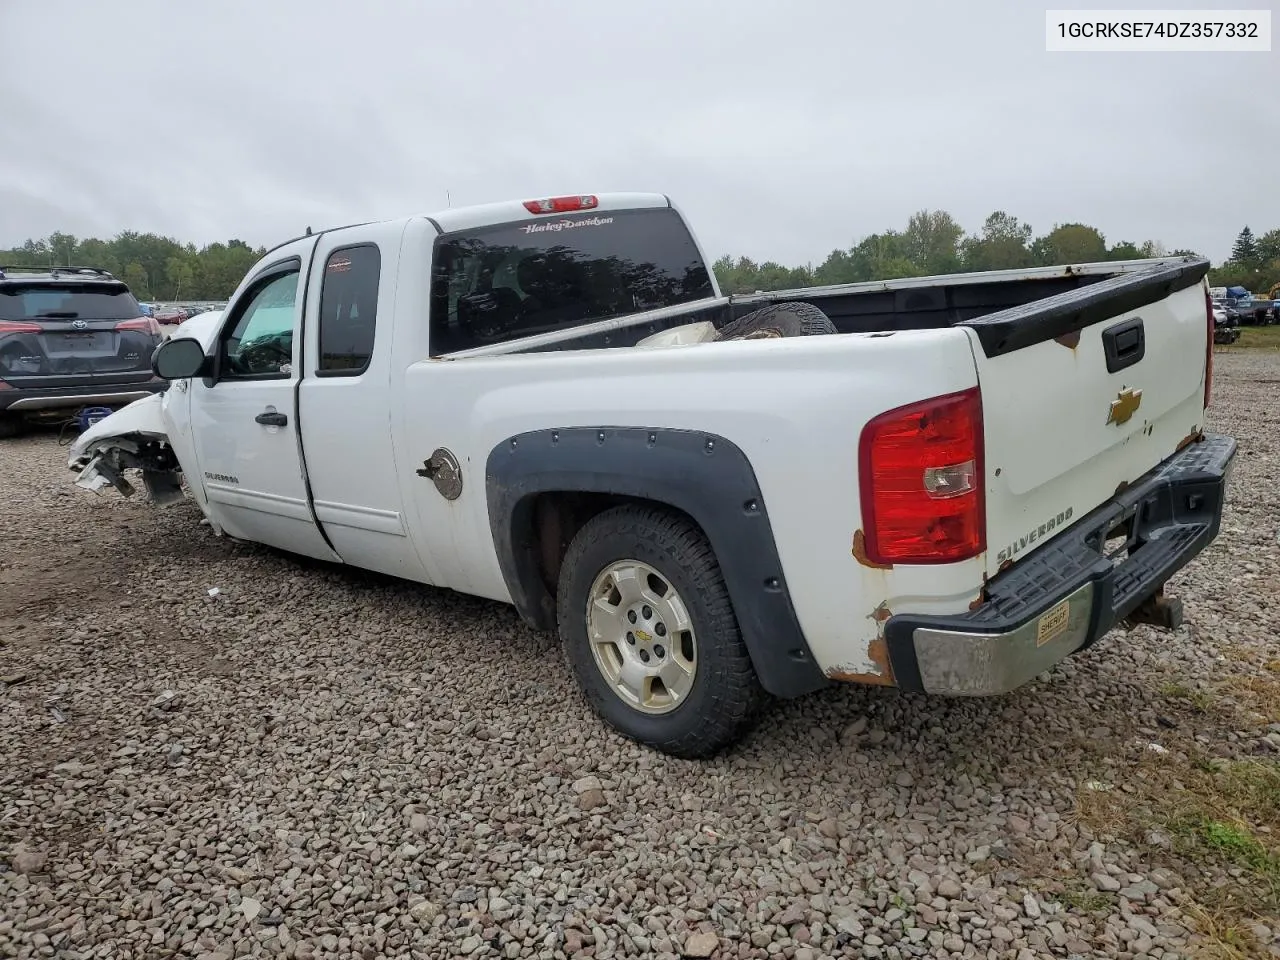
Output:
[[1, 0, 1276, 266]]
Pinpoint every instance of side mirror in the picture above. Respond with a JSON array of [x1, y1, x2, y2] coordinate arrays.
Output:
[[152, 337, 209, 380]]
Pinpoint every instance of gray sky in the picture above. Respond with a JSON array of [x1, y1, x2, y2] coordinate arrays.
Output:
[[1, 0, 1276, 266]]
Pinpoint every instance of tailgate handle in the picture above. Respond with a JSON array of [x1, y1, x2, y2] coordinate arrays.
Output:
[[1102, 318, 1145, 373]]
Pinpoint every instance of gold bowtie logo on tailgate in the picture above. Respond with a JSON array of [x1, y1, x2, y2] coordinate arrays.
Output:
[[1107, 387, 1142, 426]]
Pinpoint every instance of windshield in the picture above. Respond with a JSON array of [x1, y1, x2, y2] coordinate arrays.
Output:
[[0, 283, 143, 321], [428, 206, 713, 354]]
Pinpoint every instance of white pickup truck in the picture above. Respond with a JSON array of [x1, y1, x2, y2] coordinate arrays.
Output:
[[69, 192, 1236, 758]]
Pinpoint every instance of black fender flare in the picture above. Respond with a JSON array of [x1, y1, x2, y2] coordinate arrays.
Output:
[[484, 426, 829, 699]]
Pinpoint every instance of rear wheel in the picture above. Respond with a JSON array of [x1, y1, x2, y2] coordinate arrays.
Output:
[[556, 504, 765, 759], [714, 301, 837, 341]]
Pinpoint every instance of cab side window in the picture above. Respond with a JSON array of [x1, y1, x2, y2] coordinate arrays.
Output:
[[318, 245, 380, 375], [220, 266, 300, 379]]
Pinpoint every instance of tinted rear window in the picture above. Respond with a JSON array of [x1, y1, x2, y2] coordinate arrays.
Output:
[[0, 283, 142, 321], [429, 206, 713, 354], [318, 244, 381, 375]]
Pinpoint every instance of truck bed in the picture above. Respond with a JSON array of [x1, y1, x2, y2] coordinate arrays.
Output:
[[485, 258, 1199, 355]]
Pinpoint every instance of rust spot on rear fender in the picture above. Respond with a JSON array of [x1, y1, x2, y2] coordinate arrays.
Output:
[[826, 636, 896, 687], [852, 529, 892, 569], [1175, 427, 1205, 453], [1054, 330, 1081, 349], [969, 591, 986, 611], [1115, 479, 1131, 496]]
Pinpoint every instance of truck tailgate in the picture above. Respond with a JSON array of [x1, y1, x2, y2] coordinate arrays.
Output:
[[961, 259, 1211, 580]]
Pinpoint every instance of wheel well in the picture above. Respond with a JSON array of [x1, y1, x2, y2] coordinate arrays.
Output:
[[521, 491, 704, 620]]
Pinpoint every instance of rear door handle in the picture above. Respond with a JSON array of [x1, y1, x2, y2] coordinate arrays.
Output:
[[1102, 317, 1145, 373], [255, 411, 288, 427]]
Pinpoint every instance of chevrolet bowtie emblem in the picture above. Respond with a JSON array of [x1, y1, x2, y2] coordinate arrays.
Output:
[[1107, 387, 1143, 426]]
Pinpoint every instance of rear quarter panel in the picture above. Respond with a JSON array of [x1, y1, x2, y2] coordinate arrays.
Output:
[[394, 330, 984, 680]]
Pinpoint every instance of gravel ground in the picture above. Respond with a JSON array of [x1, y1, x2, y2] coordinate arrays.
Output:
[[2, 351, 1278, 960]]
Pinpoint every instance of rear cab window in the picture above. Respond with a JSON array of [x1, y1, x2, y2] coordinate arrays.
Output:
[[428, 206, 713, 355], [0, 283, 143, 321], [318, 245, 380, 375]]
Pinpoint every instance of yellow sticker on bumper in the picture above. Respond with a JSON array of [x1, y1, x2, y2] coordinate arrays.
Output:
[[1036, 600, 1071, 647]]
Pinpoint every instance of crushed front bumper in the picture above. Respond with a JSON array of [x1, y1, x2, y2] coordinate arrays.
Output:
[[884, 433, 1237, 695]]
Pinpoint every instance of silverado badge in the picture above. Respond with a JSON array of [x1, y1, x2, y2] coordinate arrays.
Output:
[[1106, 387, 1142, 426]]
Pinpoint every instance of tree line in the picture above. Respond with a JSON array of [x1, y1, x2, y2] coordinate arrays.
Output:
[[0, 231, 265, 302], [3, 214, 1279, 302], [712, 213, 1280, 297]]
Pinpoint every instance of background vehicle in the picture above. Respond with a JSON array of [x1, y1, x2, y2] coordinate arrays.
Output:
[[151, 304, 190, 326], [1220, 285, 1276, 325], [0, 265, 166, 437], [68, 193, 1235, 758], [1211, 303, 1241, 343]]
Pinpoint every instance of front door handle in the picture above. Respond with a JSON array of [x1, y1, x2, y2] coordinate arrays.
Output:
[[255, 411, 288, 427]]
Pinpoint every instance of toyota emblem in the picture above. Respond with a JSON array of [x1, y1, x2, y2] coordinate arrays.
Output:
[[71, 319, 88, 330]]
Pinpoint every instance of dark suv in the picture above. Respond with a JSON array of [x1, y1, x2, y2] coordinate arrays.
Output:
[[0, 266, 167, 437]]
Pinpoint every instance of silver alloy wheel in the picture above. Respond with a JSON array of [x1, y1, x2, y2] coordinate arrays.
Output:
[[585, 559, 698, 715]]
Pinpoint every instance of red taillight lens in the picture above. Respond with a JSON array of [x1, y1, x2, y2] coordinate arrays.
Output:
[[1203, 287, 1213, 410], [116, 317, 163, 336], [858, 387, 986, 565], [0, 320, 41, 334], [522, 195, 599, 215]]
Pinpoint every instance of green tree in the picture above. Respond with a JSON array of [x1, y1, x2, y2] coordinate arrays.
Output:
[[711, 255, 759, 294], [813, 248, 861, 286], [121, 262, 150, 299], [1231, 227, 1259, 267], [960, 212, 1034, 271], [165, 256, 195, 299], [848, 231, 922, 281], [47, 231, 78, 267], [1107, 241, 1145, 260], [1031, 223, 1107, 265], [1256, 229, 1280, 268], [902, 210, 964, 275]]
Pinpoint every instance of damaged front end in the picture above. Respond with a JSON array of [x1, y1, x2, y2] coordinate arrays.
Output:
[[66, 394, 185, 506]]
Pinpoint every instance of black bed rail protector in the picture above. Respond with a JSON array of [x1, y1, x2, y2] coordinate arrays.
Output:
[[957, 256, 1210, 358]]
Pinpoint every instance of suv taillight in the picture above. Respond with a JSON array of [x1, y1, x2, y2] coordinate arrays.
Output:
[[1203, 287, 1214, 410], [858, 387, 985, 565], [116, 317, 163, 336], [0, 320, 41, 334]]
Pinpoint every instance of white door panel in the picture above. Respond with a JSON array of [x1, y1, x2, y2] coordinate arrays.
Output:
[[296, 225, 431, 582], [190, 251, 337, 561]]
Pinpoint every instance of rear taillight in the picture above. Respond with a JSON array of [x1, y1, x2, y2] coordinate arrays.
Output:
[[116, 317, 163, 336], [858, 387, 986, 565], [522, 195, 598, 215], [0, 320, 41, 334], [1203, 287, 1213, 409]]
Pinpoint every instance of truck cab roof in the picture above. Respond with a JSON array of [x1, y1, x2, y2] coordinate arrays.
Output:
[[266, 193, 674, 258]]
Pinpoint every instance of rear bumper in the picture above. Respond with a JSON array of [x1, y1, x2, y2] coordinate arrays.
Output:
[[884, 433, 1237, 695], [0, 380, 166, 413]]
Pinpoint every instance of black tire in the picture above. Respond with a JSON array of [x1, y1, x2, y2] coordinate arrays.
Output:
[[0, 415, 20, 440], [713, 301, 836, 341], [556, 504, 765, 759]]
